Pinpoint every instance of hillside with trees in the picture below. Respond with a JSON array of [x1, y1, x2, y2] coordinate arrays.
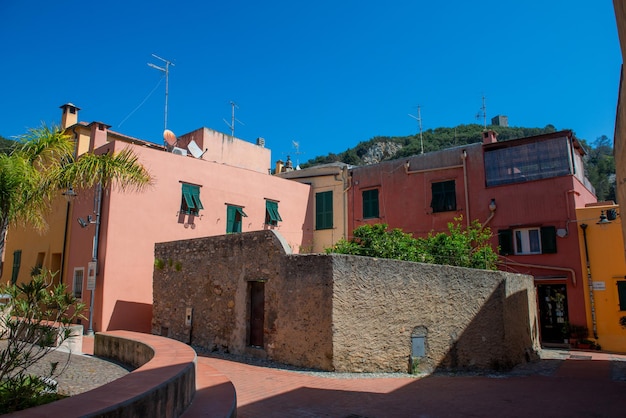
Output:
[[301, 123, 616, 202]]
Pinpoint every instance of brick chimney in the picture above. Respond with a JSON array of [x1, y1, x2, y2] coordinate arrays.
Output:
[[60, 103, 80, 130], [482, 130, 498, 144], [275, 159, 284, 174]]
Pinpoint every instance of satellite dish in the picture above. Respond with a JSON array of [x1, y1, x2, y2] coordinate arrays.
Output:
[[163, 129, 177, 146], [187, 140, 207, 159]]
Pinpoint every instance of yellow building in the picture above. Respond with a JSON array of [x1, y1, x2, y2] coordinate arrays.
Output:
[[576, 203, 626, 352], [2, 104, 83, 286], [277, 161, 350, 253]]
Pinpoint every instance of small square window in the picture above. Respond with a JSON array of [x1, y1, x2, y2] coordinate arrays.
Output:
[[181, 183, 203, 216], [431, 180, 456, 213], [514, 228, 541, 255], [265, 200, 282, 226], [73, 268, 84, 300], [362, 189, 379, 219]]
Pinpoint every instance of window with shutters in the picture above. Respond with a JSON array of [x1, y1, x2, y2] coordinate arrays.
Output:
[[180, 183, 204, 216], [498, 226, 557, 255], [618, 282, 626, 311], [315, 191, 333, 230], [362, 189, 379, 219], [431, 180, 456, 213], [73, 268, 84, 299], [265, 200, 282, 226], [11, 250, 21, 285], [226, 205, 247, 233]]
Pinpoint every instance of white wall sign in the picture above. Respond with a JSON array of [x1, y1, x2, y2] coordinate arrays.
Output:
[[87, 261, 97, 291], [592, 281, 606, 291]]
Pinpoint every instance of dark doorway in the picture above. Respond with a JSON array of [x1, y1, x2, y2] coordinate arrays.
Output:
[[249, 281, 265, 348], [537, 284, 569, 344]]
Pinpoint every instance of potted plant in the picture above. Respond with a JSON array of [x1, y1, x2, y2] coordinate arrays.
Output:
[[569, 324, 588, 347]]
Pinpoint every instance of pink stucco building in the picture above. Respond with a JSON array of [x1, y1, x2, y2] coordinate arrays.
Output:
[[56, 105, 312, 333]]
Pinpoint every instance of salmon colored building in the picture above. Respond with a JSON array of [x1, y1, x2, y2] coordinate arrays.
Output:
[[575, 203, 626, 353], [347, 130, 598, 345], [3, 104, 312, 334]]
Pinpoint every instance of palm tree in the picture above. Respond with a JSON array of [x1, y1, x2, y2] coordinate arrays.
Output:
[[0, 124, 152, 263]]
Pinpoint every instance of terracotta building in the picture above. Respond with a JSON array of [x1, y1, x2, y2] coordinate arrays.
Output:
[[347, 130, 597, 344]]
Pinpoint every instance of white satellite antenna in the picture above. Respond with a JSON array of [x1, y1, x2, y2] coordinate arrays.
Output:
[[223, 101, 245, 137], [163, 129, 177, 148], [408, 105, 424, 154], [187, 140, 207, 159], [148, 54, 175, 131], [163, 129, 187, 156]]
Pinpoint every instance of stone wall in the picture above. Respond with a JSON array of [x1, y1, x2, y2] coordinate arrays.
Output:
[[153, 230, 539, 373]]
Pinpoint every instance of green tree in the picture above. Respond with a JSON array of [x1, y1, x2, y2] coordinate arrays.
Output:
[[0, 124, 152, 261], [0, 269, 86, 413], [327, 218, 498, 270], [583, 135, 615, 202]]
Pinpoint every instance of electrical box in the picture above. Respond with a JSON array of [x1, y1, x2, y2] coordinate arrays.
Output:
[[185, 307, 193, 327]]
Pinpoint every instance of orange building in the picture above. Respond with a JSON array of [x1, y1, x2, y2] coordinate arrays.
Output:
[[575, 203, 626, 352]]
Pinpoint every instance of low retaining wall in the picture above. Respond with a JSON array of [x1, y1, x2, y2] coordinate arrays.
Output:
[[8, 331, 199, 417]]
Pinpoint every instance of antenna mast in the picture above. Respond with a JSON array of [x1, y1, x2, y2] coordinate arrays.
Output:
[[148, 54, 175, 131], [408, 105, 424, 154], [292, 140, 303, 167], [224, 101, 244, 137], [476, 95, 487, 128]]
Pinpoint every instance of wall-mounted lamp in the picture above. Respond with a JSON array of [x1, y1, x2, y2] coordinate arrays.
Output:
[[597, 210, 611, 225], [77, 215, 95, 228], [607, 208, 619, 221], [62, 187, 77, 202], [488, 199, 496, 212]]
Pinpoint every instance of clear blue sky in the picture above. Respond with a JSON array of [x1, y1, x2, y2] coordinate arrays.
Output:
[[0, 1, 621, 164]]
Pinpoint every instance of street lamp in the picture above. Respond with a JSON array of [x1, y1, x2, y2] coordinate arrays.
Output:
[[76, 183, 102, 336]]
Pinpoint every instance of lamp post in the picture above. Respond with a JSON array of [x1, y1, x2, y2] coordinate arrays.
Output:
[[78, 183, 102, 336]]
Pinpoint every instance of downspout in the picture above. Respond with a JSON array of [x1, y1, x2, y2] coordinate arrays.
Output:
[[579, 223, 598, 339], [342, 166, 351, 242], [60, 200, 71, 284], [87, 182, 103, 336], [462, 150, 470, 227]]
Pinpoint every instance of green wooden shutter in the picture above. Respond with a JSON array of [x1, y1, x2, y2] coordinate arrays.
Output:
[[541, 226, 557, 254], [226, 206, 236, 233], [498, 229, 513, 255], [618, 282, 626, 311], [11, 250, 21, 284], [316, 191, 333, 230]]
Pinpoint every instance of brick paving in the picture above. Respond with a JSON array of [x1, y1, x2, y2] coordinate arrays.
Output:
[[14, 335, 626, 417], [194, 349, 626, 418]]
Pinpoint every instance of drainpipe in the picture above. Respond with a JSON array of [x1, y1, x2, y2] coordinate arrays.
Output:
[[342, 166, 351, 242], [462, 150, 470, 227], [579, 223, 598, 339], [87, 182, 103, 336]]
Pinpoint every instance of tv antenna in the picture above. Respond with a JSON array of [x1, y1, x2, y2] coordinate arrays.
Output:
[[292, 140, 304, 167], [408, 105, 424, 154], [148, 54, 175, 131], [224, 101, 245, 137], [475, 95, 486, 128]]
